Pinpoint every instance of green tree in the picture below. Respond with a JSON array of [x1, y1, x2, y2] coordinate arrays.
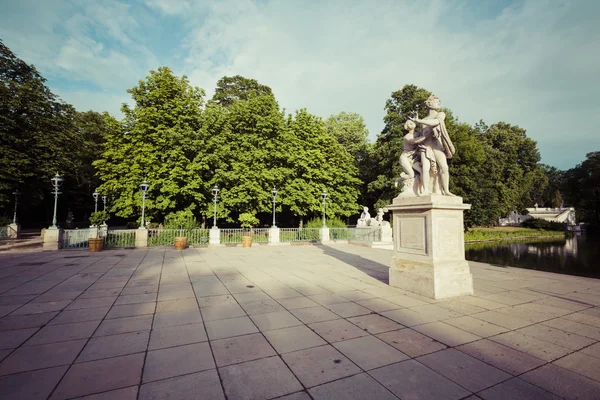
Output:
[[94, 67, 207, 223], [563, 152, 600, 225], [0, 39, 80, 223], [541, 164, 565, 208], [212, 75, 273, 107]]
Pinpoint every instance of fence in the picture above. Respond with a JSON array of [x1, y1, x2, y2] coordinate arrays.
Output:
[[279, 228, 320, 242], [62, 228, 92, 249], [148, 229, 210, 246], [104, 229, 136, 248], [220, 228, 269, 244], [0, 226, 8, 239]]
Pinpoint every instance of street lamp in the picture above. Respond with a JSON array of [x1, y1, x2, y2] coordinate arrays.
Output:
[[271, 187, 278, 227], [92, 190, 100, 213], [12, 190, 20, 224], [321, 191, 327, 228], [102, 195, 107, 211], [50, 173, 64, 229], [211, 185, 220, 229], [139, 180, 149, 229]]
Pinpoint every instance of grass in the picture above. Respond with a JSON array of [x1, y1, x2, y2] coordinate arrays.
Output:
[[465, 227, 564, 242]]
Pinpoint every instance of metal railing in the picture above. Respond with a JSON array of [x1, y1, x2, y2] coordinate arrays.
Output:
[[329, 228, 354, 240], [0, 226, 9, 239], [103, 229, 136, 248], [148, 229, 210, 246], [62, 228, 92, 249], [219, 228, 269, 244], [279, 228, 320, 242]]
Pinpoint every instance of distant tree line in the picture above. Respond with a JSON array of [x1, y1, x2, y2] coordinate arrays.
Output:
[[1, 39, 598, 229]]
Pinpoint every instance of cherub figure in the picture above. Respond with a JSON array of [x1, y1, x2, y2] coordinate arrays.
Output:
[[395, 118, 428, 196]]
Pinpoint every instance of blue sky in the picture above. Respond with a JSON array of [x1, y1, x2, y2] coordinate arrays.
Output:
[[1, 0, 598, 170]]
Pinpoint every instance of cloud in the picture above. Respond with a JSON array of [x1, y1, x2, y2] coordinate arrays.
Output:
[[2, 0, 598, 170]]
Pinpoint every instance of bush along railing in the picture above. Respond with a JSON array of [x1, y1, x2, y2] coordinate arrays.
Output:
[[352, 227, 383, 242], [329, 228, 354, 240], [279, 228, 321, 242], [220, 228, 244, 244], [148, 229, 210, 246], [103, 229, 136, 248]]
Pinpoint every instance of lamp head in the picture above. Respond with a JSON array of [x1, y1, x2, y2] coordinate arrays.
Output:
[[212, 185, 220, 196], [51, 172, 64, 187], [272, 187, 277, 198], [321, 191, 327, 201], [140, 180, 149, 193], [93, 190, 99, 200]]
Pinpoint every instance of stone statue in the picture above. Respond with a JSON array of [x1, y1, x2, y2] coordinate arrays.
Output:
[[394, 119, 429, 197], [395, 95, 456, 197], [357, 207, 370, 227], [367, 208, 390, 227]]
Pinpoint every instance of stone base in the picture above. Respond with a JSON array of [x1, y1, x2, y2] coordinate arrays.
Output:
[[8, 223, 20, 239], [209, 228, 220, 245], [319, 227, 330, 242], [135, 228, 148, 248], [268, 227, 280, 244], [387, 194, 473, 300], [43, 228, 61, 251], [390, 258, 473, 299]]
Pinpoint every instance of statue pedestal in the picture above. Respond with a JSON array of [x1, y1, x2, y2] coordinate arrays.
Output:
[[387, 195, 473, 300]]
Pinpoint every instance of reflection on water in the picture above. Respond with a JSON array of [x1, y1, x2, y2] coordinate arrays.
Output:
[[465, 234, 600, 278]]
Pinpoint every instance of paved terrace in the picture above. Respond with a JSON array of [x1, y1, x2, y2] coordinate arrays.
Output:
[[0, 245, 599, 400]]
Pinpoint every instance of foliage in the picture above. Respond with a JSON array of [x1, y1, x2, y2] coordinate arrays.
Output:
[[94, 67, 207, 223], [561, 152, 600, 226], [521, 218, 566, 231], [164, 210, 201, 230], [212, 75, 273, 107], [238, 212, 259, 229], [89, 211, 109, 226], [0, 215, 12, 226], [305, 216, 347, 228], [464, 227, 564, 242]]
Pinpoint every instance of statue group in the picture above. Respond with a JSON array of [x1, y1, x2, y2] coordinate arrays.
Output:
[[357, 207, 390, 227], [394, 95, 456, 198]]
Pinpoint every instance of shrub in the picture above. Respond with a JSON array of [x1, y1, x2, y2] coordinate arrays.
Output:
[[89, 211, 109, 226], [521, 218, 565, 231], [164, 210, 200, 230], [0, 215, 12, 226], [238, 213, 259, 229], [305, 216, 347, 228]]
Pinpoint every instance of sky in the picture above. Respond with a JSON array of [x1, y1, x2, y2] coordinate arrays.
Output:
[[1, 0, 599, 170]]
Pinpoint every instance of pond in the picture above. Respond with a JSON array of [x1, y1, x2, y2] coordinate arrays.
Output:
[[465, 234, 600, 279]]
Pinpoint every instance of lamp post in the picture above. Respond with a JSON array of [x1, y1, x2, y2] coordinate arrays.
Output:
[[50, 173, 64, 229], [211, 185, 220, 229], [271, 187, 278, 227], [102, 195, 107, 211], [92, 190, 100, 213], [12, 190, 20, 224], [139, 181, 149, 229], [321, 191, 327, 228]]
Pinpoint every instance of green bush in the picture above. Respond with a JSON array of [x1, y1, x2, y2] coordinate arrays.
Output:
[[164, 210, 200, 230], [126, 221, 138, 229], [238, 213, 259, 229], [89, 211, 109, 226], [305, 216, 347, 228], [521, 218, 565, 231], [0, 215, 12, 226]]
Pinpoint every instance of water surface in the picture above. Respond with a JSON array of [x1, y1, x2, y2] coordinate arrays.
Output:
[[465, 234, 600, 279]]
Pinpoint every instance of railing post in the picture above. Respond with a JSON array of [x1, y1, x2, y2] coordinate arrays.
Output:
[[99, 223, 108, 238], [8, 223, 20, 239], [88, 225, 99, 240], [135, 228, 148, 248], [319, 227, 330, 243], [209, 227, 220, 246], [268, 227, 280, 245], [43, 227, 62, 251], [381, 225, 393, 243]]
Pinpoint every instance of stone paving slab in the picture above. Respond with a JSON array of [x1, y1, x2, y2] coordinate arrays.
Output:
[[0, 244, 599, 399]]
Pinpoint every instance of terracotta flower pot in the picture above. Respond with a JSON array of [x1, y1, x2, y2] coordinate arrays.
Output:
[[241, 235, 252, 248], [89, 238, 104, 252], [174, 237, 187, 250]]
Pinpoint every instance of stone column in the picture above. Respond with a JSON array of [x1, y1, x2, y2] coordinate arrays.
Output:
[[209, 227, 220, 246], [386, 195, 473, 300], [319, 227, 330, 243], [268, 227, 280, 245], [135, 228, 148, 248], [8, 223, 20, 239], [99, 223, 108, 238], [43, 228, 62, 251]]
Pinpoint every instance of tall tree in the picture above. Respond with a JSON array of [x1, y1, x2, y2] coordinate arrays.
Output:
[[562, 152, 600, 225], [212, 75, 273, 108], [94, 67, 207, 223], [0, 39, 80, 223]]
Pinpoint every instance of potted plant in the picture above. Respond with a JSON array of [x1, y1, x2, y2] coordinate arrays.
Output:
[[239, 213, 259, 248], [164, 210, 199, 250], [89, 211, 109, 252]]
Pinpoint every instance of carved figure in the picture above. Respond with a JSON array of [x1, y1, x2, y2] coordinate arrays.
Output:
[[357, 207, 370, 227]]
